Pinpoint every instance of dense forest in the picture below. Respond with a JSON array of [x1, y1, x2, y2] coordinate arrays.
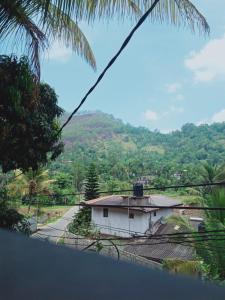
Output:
[[49, 111, 225, 192]]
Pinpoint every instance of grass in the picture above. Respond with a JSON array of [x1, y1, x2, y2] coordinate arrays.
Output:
[[18, 205, 72, 224]]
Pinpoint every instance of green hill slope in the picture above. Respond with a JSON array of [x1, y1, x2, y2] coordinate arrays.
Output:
[[56, 111, 225, 184]]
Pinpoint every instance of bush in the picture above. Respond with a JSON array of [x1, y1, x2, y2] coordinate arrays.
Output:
[[68, 207, 92, 236], [0, 200, 30, 234]]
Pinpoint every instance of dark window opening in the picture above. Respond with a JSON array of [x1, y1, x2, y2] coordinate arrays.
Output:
[[153, 211, 157, 217], [129, 213, 134, 219], [103, 208, 108, 218]]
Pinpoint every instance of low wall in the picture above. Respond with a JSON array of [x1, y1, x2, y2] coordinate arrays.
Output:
[[63, 232, 162, 270]]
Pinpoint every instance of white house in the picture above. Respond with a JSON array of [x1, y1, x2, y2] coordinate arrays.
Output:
[[86, 187, 181, 237]]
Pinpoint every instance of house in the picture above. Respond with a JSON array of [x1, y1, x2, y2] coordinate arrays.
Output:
[[86, 184, 181, 237], [124, 223, 194, 263]]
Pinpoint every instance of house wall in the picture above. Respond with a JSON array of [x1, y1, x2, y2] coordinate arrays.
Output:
[[91, 208, 149, 237], [150, 208, 173, 224], [91, 207, 174, 237]]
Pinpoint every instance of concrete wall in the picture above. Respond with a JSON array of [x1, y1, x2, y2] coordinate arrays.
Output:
[[28, 217, 37, 233], [150, 208, 173, 224], [63, 231, 162, 270], [92, 207, 174, 237], [92, 208, 149, 237]]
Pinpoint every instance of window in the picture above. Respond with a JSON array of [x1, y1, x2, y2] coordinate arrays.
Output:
[[103, 208, 108, 218], [129, 213, 134, 219], [153, 211, 157, 217]]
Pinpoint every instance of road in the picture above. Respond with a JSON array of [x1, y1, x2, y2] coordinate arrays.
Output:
[[32, 206, 79, 243]]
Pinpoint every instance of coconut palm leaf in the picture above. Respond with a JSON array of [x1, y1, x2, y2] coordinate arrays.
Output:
[[0, 0, 46, 77], [42, 2, 96, 70], [163, 259, 201, 277], [0, 0, 209, 78], [167, 214, 193, 231], [145, 0, 209, 33], [42, 0, 209, 35], [42, 0, 141, 22]]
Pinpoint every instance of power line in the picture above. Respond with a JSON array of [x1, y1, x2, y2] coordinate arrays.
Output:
[[8, 181, 225, 201], [83, 203, 225, 211], [58, 0, 160, 133], [34, 181, 225, 198], [8, 199, 225, 211], [37, 224, 225, 241], [55, 237, 225, 252], [38, 232, 225, 244]]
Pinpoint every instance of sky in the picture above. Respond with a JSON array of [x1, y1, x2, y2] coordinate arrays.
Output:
[[39, 1, 225, 132]]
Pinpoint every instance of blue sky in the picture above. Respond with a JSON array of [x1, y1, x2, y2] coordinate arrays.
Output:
[[40, 0, 225, 133]]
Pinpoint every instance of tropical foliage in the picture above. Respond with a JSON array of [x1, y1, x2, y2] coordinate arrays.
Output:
[[0, 55, 63, 172], [69, 163, 100, 235], [163, 259, 201, 277], [84, 163, 100, 201], [0, 0, 209, 76], [8, 168, 55, 211], [168, 188, 225, 281], [51, 112, 225, 190], [0, 188, 30, 233]]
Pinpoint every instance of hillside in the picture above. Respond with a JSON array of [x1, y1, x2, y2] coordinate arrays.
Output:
[[56, 111, 225, 185]]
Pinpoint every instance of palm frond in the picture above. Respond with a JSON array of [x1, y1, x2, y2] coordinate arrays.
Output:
[[0, 0, 209, 76], [0, 0, 47, 78], [42, 0, 141, 22], [143, 0, 209, 34], [45, 1, 209, 34], [163, 259, 201, 276], [167, 214, 193, 231], [42, 2, 96, 69]]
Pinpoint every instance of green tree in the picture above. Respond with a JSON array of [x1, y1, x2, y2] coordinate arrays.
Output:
[[0, 188, 30, 234], [163, 259, 201, 277], [0, 55, 63, 172], [84, 163, 100, 201], [52, 172, 74, 204], [200, 163, 225, 184], [200, 163, 225, 194], [168, 189, 225, 281], [0, 1, 209, 75], [72, 162, 85, 193], [69, 163, 100, 236], [8, 169, 55, 212]]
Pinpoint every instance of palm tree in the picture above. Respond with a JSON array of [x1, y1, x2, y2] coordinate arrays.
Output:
[[163, 259, 201, 277], [200, 163, 225, 194], [167, 190, 225, 281], [8, 168, 55, 212], [201, 163, 225, 183], [0, 1, 209, 77]]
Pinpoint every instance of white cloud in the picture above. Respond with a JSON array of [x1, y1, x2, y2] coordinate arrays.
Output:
[[163, 106, 184, 117], [176, 94, 184, 101], [170, 106, 184, 113], [45, 41, 73, 63], [211, 109, 225, 123], [165, 83, 182, 93], [185, 34, 225, 82], [196, 119, 208, 126], [144, 110, 158, 121], [196, 109, 225, 125]]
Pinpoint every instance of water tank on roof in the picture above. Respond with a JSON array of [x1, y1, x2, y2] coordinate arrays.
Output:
[[133, 183, 143, 197]]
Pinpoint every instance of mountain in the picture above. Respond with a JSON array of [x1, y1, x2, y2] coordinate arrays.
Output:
[[57, 111, 225, 184]]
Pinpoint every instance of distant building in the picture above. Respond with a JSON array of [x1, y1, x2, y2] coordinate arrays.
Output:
[[136, 176, 151, 186], [86, 184, 181, 237]]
